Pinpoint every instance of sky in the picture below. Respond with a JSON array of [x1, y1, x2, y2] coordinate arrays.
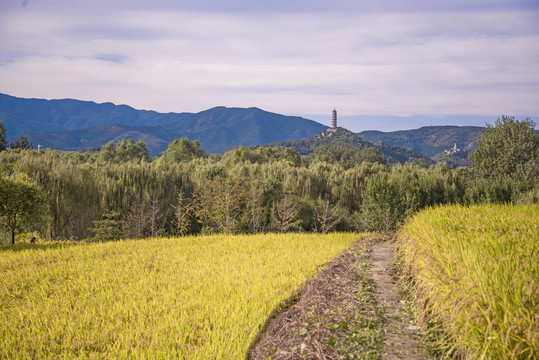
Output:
[[1, 0, 538, 132]]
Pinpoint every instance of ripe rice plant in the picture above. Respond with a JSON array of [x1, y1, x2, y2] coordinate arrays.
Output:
[[0, 232, 360, 359], [398, 204, 538, 359]]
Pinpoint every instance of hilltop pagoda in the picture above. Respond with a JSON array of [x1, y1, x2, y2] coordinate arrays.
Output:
[[331, 109, 337, 129], [321, 109, 338, 137]]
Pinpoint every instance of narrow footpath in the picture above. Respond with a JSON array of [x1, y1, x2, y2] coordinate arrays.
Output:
[[249, 234, 425, 360], [370, 239, 424, 360]]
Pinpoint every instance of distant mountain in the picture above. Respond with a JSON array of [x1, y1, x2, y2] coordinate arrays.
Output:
[[0, 93, 327, 155], [263, 128, 434, 165], [162, 106, 326, 154], [0, 93, 192, 136], [358, 126, 484, 158]]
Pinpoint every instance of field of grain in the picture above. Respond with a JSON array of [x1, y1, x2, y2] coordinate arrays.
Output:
[[398, 204, 538, 359], [0, 233, 360, 359]]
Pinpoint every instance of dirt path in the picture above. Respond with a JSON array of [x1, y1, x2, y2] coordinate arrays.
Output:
[[370, 239, 424, 360], [249, 235, 425, 360]]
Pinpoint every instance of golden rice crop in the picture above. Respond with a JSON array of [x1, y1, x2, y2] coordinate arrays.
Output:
[[0, 232, 360, 359], [398, 204, 538, 359]]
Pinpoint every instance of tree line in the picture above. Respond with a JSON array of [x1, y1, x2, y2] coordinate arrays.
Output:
[[1, 116, 538, 243], [0, 120, 35, 152]]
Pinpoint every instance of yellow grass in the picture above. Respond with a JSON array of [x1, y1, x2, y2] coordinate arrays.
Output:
[[398, 204, 538, 359], [0, 232, 360, 359]]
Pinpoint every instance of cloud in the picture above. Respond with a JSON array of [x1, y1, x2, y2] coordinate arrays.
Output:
[[0, 0, 538, 127]]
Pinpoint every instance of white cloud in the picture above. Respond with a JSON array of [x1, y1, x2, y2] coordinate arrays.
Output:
[[0, 1, 538, 126]]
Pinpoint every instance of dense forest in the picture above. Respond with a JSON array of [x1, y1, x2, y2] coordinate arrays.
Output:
[[0, 116, 538, 243]]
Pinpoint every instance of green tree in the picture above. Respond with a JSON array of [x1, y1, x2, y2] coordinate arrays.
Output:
[[246, 181, 265, 234], [470, 116, 539, 181], [10, 135, 33, 150], [9, 151, 101, 240], [0, 120, 7, 151], [175, 188, 194, 236], [221, 146, 259, 165], [115, 139, 150, 163], [87, 210, 123, 241], [94, 139, 150, 163], [192, 176, 246, 234], [0, 175, 49, 244], [156, 138, 207, 166], [361, 173, 404, 231], [313, 145, 385, 169], [96, 141, 115, 163], [221, 146, 301, 167], [213, 177, 246, 233], [149, 198, 163, 236]]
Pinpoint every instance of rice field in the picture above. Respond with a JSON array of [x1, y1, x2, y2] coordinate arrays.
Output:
[[0, 232, 361, 359], [398, 204, 539, 359]]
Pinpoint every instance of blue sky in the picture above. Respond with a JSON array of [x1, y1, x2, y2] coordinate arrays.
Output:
[[1, 0, 538, 131]]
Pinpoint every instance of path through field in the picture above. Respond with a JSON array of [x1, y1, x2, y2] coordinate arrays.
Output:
[[370, 238, 424, 360], [250, 234, 425, 359]]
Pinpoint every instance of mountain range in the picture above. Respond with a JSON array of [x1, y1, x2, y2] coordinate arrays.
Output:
[[0, 93, 326, 155], [1, 93, 484, 164]]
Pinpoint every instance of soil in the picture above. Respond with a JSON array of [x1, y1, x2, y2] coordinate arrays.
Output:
[[248, 234, 425, 360], [370, 239, 424, 360]]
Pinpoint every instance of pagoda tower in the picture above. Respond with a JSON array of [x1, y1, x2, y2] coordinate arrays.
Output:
[[331, 109, 337, 129]]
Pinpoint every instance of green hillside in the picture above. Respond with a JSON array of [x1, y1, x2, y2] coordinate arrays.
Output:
[[431, 151, 471, 168], [264, 128, 433, 165], [0, 93, 192, 136], [358, 126, 484, 157]]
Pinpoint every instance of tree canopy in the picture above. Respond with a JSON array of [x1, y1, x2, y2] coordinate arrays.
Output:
[[9, 135, 34, 150], [221, 146, 301, 167], [312, 144, 386, 169], [0, 175, 49, 244], [0, 120, 7, 151], [470, 116, 539, 181], [92, 139, 150, 163], [155, 138, 207, 166]]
